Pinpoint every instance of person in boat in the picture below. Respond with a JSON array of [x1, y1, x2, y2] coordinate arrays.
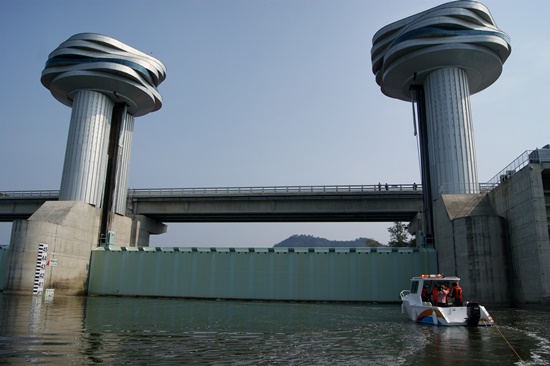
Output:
[[451, 283, 463, 306], [421, 285, 429, 303], [431, 285, 439, 306], [436, 285, 450, 307]]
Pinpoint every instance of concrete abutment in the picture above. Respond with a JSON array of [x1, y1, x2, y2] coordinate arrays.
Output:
[[431, 162, 550, 306], [433, 194, 510, 305]]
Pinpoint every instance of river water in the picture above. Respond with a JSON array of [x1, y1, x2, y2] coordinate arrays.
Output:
[[0, 294, 548, 365]]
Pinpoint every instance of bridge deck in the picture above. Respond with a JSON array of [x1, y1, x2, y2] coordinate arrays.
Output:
[[1, 184, 423, 223]]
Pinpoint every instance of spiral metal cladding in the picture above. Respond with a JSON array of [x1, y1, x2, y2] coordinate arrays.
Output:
[[371, 1, 511, 102], [41, 33, 166, 117]]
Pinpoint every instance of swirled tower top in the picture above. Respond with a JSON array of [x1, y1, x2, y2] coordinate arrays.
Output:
[[41, 33, 166, 117], [371, 1, 511, 102]]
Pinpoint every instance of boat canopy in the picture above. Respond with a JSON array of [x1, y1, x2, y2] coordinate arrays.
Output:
[[412, 274, 460, 282]]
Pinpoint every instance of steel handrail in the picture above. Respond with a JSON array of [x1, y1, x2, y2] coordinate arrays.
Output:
[[0, 184, 423, 199], [0, 190, 59, 198], [3, 148, 548, 199], [127, 184, 423, 197], [485, 148, 550, 187]]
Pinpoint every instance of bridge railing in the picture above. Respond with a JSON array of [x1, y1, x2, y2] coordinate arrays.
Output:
[[127, 184, 423, 197], [485, 149, 550, 187], [0, 185, 422, 199], [0, 190, 59, 199]]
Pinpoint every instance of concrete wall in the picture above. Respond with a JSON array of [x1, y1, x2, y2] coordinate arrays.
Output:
[[88, 247, 437, 302], [433, 194, 510, 305], [433, 163, 550, 306], [109, 214, 134, 246], [487, 163, 550, 305]]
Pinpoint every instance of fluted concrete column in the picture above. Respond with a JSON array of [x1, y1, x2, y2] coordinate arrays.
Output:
[[424, 67, 478, 195], [59, 90, 114, 206], [114, 112, 134, 214]]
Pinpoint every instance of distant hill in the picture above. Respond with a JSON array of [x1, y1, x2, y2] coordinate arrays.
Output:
[[273, 234, 384, 248]]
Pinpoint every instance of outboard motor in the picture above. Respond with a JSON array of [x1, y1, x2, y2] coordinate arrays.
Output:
[[467, 302, 481, 327]]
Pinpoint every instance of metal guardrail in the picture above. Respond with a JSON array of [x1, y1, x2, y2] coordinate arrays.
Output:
[[486, 148, 550, 187], [2, 149, 549, 199], [5, 145, 549, 202], [0, 184, 422, 199], [127, 184, 422, 197], [0, 190, 59, 198]]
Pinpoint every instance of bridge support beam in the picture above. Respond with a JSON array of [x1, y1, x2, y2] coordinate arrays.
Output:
[[130, 215, 167, 247]]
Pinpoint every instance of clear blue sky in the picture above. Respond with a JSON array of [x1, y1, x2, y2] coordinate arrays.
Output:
[[1, 0, 549, 247]]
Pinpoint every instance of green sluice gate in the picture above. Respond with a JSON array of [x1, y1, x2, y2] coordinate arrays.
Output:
[[88, 247, 437, 302], [0, 246, 9, 292]]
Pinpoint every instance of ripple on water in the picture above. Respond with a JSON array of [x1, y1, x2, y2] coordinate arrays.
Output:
[[1, 295, 550, 365]]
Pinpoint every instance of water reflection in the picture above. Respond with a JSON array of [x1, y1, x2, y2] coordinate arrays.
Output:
[[0, 294, 549, 365]]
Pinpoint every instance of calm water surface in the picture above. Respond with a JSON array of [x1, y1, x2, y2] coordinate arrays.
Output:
[[0, 294, 549, 365]]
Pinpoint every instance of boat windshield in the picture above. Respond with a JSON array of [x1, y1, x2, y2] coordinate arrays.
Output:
[[422, 279, 458, 295]]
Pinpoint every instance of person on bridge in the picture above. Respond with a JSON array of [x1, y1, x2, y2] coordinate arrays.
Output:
[[451, 283, 463, 306]]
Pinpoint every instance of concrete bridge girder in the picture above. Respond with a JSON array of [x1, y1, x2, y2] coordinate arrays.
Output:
[[130, 192, 423, 223], [0, 198, 56, 222]]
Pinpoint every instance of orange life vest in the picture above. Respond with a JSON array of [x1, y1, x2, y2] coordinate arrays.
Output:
[[452, 285, 463, 299]]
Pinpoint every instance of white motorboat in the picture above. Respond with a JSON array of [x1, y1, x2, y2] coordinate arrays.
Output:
[[400, 274, 494, 326]]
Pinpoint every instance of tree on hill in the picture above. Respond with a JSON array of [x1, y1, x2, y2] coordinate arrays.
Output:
[[365, 238, 384, 247], [387, 222, 416, 247], [274, 234, 383, 248]]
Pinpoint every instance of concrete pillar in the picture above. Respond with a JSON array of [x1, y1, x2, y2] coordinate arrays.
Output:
[[130, 215, 167, 247], [59, 90, 114, 207], [424, 68, 478, 196]]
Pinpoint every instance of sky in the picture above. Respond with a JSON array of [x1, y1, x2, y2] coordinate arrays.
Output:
[[1, 0, 549, 247]]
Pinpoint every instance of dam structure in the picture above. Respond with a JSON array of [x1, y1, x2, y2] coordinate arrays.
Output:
[[4, 33, 166, 295], [2, 2, 549, 305]]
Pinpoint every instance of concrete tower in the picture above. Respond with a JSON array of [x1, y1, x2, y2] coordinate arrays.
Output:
[[5, 34, 166, 296], [40, 33, 166, 238], [371, 1, 511, 239]]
